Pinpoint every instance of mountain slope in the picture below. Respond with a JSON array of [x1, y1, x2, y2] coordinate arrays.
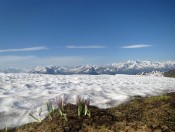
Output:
[[164, 69, 175, 77]]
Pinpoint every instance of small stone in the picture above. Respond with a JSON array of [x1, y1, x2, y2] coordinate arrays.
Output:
[[64, 126, 70, 131], [161, 125, 169, 131]]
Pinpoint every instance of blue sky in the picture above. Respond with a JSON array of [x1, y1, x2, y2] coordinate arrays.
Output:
[[0, 0, 175, 68]]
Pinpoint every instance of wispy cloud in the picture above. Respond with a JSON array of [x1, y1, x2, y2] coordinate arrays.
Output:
[[121, 44, 152, 49], [66, 45, 106, 49], [0, 46, 48, 53]]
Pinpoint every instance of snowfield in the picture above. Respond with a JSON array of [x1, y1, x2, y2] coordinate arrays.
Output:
[[0, 73, 175, 129]]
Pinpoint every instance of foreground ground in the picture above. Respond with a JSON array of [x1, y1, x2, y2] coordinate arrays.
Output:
[[1, 73, 175, 129], [2, 92, 175, 132]]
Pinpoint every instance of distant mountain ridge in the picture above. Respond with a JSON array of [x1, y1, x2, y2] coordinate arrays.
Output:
[[0, 67, 29, 73], [137, 71, 164, 77], [31, 60, 175, 75]]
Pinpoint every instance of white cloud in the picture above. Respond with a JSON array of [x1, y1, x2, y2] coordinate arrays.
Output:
[[0, 56, 99, 68], [66, 45, 106, 49], [121, 44, 152, 49], [0, 46, 48, 53]]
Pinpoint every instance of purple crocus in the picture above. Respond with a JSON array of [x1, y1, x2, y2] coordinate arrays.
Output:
[[54, 94, 67, 115]]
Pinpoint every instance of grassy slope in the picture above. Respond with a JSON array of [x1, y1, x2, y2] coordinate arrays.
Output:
[[1, 93, 175, 132]]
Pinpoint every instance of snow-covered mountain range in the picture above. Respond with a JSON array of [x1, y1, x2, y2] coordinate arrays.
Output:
[[31, 60, 175, 75], [1, 60, 175, 75]]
